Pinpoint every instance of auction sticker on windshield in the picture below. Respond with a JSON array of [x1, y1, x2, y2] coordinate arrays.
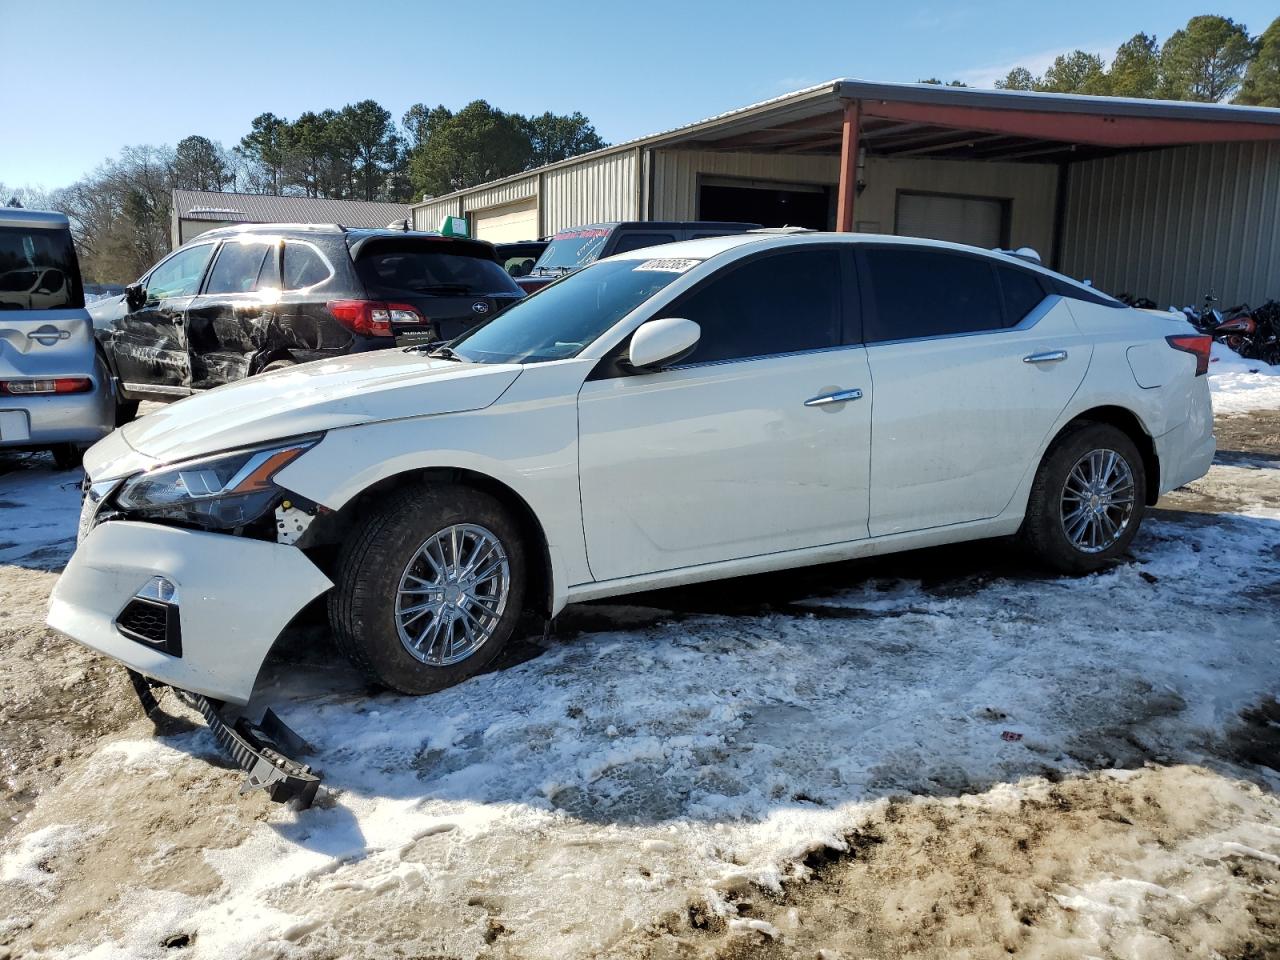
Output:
[[634, 258, 701, 273]]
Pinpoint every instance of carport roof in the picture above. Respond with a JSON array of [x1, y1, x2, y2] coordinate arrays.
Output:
[[655, 79, 1280, 163], [412, 79, 1280, 208]]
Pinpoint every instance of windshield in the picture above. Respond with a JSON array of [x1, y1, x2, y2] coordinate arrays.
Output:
[[450, 257, 698, 364], [532, 226, 612, 273], [355, 239, 521, 298]]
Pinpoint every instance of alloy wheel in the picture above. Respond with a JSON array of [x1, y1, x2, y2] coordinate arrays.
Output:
[[1059, 448, 1136, 554], [394, 523, 511, 665]]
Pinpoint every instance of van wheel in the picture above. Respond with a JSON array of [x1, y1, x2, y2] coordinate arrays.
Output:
[[328, 483, 527, 695], [50, 444, 83, 470], [1021, 422, 1146, 574]]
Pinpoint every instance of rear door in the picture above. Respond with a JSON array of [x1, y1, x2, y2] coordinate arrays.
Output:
[[858, 246, 1091, 536], [111, 242, 215, 393], [352, 237, 524, 343], [185, 236, 282, 386]]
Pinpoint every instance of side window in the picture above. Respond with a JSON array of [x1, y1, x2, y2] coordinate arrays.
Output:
[[145, 245, 214, 302], [612, 232, 678, 255], [282, 242, 332, 289], [861, 248, 1003, 342], [660, 249, 842, 365], [997, 265, 1047, 326], [204, 241, 272, 295]]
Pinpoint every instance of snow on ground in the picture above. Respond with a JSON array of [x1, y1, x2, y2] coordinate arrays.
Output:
[[0, 458, 80, 570], [1, 442, 1278, 957], [1207, 341, 1280, 414]]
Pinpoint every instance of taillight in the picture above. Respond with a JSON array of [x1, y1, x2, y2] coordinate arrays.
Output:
[[0, 377, 93, 395], [1166, 334, 1212, 376], [326, 300, 426, 338]]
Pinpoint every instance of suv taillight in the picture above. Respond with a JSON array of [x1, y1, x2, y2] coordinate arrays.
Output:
[[1166, 334, 1212, 376], [0, 377, 93, 395], [326, 300, 427, 338]]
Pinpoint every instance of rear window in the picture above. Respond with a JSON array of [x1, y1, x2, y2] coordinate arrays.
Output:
[[861, 247, 1003, 342], [534, 227, 613, 272], [356, 240, 520, 298], [0, 225, 82, 311]]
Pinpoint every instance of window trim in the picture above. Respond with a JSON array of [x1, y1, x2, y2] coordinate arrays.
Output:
[[591, 243, 856, 379]]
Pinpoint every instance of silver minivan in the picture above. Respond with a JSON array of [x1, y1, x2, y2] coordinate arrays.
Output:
[[0, 208, 114, 467]]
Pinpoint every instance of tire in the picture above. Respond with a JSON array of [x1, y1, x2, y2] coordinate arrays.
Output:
[[97, 353, 137, 426], [328, 483, 527, 695], [50, 444, 83, 470], [1021, 422, 1147, 574], [260, 359, 296, 374]]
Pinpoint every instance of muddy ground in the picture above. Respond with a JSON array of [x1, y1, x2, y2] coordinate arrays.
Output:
[[0, 410, 1277, 959]]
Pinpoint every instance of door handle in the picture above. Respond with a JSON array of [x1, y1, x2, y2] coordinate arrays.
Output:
[[804, 388, 863, 407], [1023, 350, 1068, 364]]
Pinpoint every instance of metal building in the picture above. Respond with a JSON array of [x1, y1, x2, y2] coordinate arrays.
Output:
[[173, 190, 410, 248], [412, 80, 1280, 308]]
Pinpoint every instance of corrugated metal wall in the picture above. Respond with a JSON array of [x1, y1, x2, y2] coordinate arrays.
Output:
[[413, 196, 462, 231], [461, 176, 538, 215], [541, 150, 639, 234], [1060, 141, 1280, 308]]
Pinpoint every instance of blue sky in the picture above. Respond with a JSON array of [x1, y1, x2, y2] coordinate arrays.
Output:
[[1, 0, 1276, 188]]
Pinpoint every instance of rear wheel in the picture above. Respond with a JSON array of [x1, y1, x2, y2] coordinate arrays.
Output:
[[328, 483, 526, 695], [260, 359, 296, 374], [1021, 423, 1147, 574]]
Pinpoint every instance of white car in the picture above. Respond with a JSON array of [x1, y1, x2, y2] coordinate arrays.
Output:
[[49, 232, 1215, 705]]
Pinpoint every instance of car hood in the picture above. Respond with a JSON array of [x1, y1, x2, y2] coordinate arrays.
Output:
[[113, 350, 522, 466]]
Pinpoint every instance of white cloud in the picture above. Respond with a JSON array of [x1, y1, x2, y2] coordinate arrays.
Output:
[[958, 40, 1120, 89]]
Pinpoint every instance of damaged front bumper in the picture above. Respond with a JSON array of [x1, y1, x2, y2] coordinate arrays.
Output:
[[48, 519, 333, 705]]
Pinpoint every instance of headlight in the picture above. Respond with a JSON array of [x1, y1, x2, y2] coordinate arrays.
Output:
[[114, 436, 319, 529]]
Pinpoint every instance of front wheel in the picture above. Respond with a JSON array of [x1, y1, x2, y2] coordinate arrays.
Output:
[[1021, 423, 1147, 574], [328, 484, 527, 695]]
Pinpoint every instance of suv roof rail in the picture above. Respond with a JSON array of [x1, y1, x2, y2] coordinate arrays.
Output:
[[746, 226, 817, 234]]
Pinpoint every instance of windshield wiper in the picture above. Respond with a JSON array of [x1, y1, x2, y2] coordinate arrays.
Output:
[[427, 345, 465, 361]]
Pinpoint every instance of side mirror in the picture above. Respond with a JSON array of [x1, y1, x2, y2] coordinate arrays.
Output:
[[628, 317, 700, 371], [125, 282, 145, 309]]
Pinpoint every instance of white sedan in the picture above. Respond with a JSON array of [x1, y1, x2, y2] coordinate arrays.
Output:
[[49, 232, 1215, 704]]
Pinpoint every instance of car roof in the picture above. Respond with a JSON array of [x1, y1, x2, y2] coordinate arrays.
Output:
[[606, 231, 1114, 300], [0, 207, 71, 230]]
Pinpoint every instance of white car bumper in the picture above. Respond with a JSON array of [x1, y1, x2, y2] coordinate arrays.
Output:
[[47, 521, 333, 705]]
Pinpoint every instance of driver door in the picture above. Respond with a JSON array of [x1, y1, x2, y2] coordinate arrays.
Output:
[[576, 247, 872, 582], [111, 242, 215, 393]]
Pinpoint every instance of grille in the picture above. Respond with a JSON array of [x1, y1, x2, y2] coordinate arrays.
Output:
[[115, 598, 181, 656]]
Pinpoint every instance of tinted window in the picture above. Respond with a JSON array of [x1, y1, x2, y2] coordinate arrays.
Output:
[[0, 224, 82, 310], [612, 232, 677, 255], [861, 248, 1002, 342], [282, 242, 331, 289], [661, 250, 842, 365], [205, 240, 272, 295], [452, 258, 689, 364], [997, 265, 1047, 326], [146, 244, 214, 301], [355, 240, 520, 298]]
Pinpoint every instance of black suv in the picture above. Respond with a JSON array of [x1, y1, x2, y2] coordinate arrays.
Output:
[[515, 221, 760, 293], [90, 223, 523, 405]]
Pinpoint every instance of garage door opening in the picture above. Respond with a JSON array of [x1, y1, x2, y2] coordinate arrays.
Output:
[[470, 197, 539, 243], [698, 178, 831, 230], [894, 191, 1009, 249]]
